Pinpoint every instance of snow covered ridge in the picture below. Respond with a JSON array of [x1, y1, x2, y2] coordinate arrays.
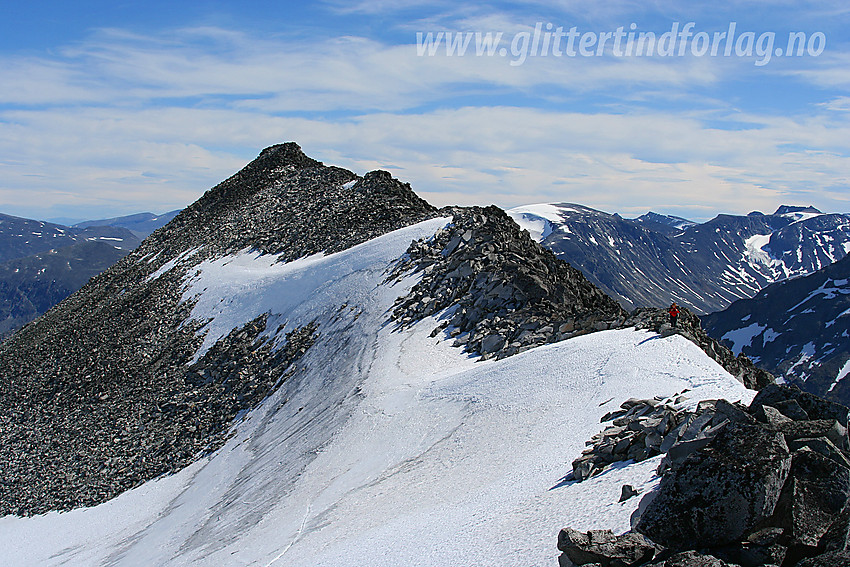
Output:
[[0, 328, 754, 566], [508, 202, 850, 315]]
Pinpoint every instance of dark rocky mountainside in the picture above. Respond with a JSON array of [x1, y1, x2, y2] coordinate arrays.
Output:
[[703, 253, 850, 406], [389, 206, 628, 360], [510, 203, 850, 314], [0, 143, 439, 516]]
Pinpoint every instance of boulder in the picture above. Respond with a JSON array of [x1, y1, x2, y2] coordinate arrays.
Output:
[[655, 551, 730, 566], [620, 484, 640, 502], [480, 334, 506, 354], [750, 384, 849, 427], [781, 448, 850, 547], [635, 423, 792, 549], [557, 528, 657, 567]]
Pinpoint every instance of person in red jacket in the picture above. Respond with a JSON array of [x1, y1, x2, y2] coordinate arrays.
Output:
[[668, 302, 680, 328]]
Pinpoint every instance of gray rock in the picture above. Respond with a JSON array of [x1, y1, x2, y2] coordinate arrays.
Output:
[[820, 502, 850, 553], [620, 484, 640, 502], [636, 423, 792, 549], [773, 399, 810, 421], [755, 404, 795, 426], [750, 383, 850, 427], [782, 448, 850, 547], [557, 528, 657, 567], [794, 551, 850, 566], [480, 334, 506, 354], [655, 551, 730, 566], [776, 420, 850, 453]]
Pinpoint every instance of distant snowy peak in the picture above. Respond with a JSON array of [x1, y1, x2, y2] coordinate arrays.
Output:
[[506, 201, 850, 314], [508, 203, 620, 240], [506, 204, 559, 242], [775, 204, 823, 220], [634, 211, 697, 231]]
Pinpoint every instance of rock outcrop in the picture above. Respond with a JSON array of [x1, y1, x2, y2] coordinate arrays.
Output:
[[570, 395, 754, 482], [560, 384, 850, 567], [389, 206, 628, 360]]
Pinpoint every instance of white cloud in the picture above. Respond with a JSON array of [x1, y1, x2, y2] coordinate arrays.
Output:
[[1, 22, 849, 221], [3, 103, 849, 221]]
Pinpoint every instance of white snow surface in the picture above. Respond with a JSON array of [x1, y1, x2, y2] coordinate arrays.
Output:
[[830, 358, 850, 393], [507, 204, 564, 242], [0, 219, 754, 567]]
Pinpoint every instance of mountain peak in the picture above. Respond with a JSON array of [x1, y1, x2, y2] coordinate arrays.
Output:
[[634, 211, 695, 230], [774, 204, 822, 216], [256, 142, 323, 169]]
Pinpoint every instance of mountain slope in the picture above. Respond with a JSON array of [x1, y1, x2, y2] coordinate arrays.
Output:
[[0, 143, 439, 516], [0, 323, 751, 566], [703, 253, 850, 404], [0, 213, 139, 263], [509, 203, 850, 314], [0, 216, 142, 338]]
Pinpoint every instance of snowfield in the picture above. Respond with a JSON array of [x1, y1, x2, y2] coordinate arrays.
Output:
[[0, 219, 753, 567]]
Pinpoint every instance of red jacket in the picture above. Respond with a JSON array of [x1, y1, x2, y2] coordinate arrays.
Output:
[[668, 306, 680, 317]]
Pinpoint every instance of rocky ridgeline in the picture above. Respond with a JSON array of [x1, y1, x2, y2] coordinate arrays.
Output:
[[388, 219, 771, 382], [559, 384, 850, 567], [626, 308, 774, 391], [137, 143, 438, 263], [388, 206, 628, 360], [571, 395, 751, 482], [0, 143, 438, 516]]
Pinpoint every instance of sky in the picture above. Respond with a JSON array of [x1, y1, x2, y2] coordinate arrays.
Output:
[[1, 1, 849, 223]]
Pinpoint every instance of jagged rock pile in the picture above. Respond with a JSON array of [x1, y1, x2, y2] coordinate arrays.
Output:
[[571, 395, 751, 482], [558, 384, 850, 567], [626, 308, 774, 390], [388, 206, 628, 360]]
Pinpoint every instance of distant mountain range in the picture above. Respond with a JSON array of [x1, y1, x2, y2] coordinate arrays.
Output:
[[703, 252, 850, 402], [73, 210, 181, 238], [0, 211, 178, 338], [509, 203, 850, 314]]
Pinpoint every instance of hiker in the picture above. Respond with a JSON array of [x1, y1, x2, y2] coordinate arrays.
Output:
[[668, 302, 680, 328]]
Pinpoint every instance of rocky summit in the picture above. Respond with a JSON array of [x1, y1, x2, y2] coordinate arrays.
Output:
[[388, 205, 628, 360], [0, 143, 439, 516]]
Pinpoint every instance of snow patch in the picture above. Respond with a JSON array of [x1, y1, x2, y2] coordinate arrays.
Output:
[[829, 358, 850, 394], [763, 328, 780, 343], [721, 323, 766, 355], [506, 209, 554, 242], [183, 218, 452, 359]]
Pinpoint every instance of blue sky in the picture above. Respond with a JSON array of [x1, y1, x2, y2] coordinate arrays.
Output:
[[1, 1, 849, 222]]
